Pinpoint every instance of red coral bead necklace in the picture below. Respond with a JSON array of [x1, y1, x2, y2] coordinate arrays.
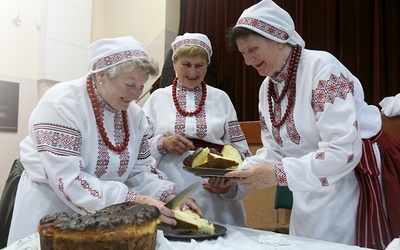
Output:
[[268, 44, 302, 128], [172, 77, 207, 116], [86, 75, 130, 153]]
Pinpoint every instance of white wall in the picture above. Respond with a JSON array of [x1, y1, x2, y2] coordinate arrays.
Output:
[[91, 0, 180, 106], [37, 0, 93, 82], [0, 0, 180, 195], [0, 0, 42, 196]]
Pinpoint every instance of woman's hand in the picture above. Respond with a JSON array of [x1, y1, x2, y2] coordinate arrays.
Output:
[[163, 134, 195, 156], [203, 177, 231, 194], [162, 194, 203, 219], [136, 194, 177, 225], [224, 163, 277, 189], [178, 197, 203, 217]]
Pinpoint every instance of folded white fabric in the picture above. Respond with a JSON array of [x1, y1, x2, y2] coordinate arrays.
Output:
[[379, 93, 400, 117], [258, 234, 291, 246], [385, 238, 400, 250], [3, 232, 39, 250]]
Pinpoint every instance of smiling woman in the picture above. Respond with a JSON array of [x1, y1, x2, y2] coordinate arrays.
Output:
[[223, 1, 400, 249], [94, 68, 150, 111], [6, 36, 205, 246], [143, 33, 252, 228]]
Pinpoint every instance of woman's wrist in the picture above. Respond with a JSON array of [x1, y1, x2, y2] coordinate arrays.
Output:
[[160, 189, 177, 203], [126, 191, 138, 202], [158, 137, 167, 154], [275, 163, 288, 186]]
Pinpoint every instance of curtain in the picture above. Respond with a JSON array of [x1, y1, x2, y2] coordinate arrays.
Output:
[[178, 0, 400, 121]]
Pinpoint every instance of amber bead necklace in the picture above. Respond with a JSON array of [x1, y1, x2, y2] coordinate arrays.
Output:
[[268, 45, 302, 128], [86, 75, 130, 153], [172, 77, 207, 116]]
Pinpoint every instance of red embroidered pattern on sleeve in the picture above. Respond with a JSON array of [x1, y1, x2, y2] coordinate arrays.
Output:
[[319, 177, 329, 186], [157, 137, 167, 154], [275, 163, 288, 186], [33, 123, 82, 156], [228, 120, 246, 143], [138, 135, 151, 160], [150, 165, 164, 180], [160, 189, 177, 203], [75, 176, 102, 199], [58, 178, 91, 214], [126, 191, 137, 202], [311, 73, 354, 113]]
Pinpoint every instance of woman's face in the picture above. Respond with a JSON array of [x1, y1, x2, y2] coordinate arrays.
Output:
[[173, 55, 208, 88], [96, 68, 149, 111], [236, 35, 283, 77]]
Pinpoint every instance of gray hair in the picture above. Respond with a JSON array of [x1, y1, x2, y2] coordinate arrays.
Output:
[[105, 56, 160, 79]]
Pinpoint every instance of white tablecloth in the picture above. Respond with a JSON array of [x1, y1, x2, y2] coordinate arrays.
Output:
[[4, 224, 382, 250]]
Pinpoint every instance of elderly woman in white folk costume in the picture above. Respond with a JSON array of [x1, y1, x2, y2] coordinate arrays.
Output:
[[224, 1, 400, 249], [7, 36, 201, 245], [143, 33, 251, 227]]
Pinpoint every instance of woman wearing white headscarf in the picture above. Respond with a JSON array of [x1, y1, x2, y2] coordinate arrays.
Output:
[[7, 36, 201, 245], [143, 33, 251, 227], [224, 0, 400, 249]]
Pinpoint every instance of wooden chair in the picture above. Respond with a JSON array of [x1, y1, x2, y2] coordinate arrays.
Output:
[[274, 186, 293, 224], [240, 121, 292, 231]]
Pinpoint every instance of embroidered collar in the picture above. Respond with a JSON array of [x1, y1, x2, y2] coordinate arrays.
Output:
[[270, 48, 293, 83]]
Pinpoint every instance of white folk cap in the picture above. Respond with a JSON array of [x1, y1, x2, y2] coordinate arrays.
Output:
[[88, 36, 149, 73], [171, 32, 213, 62], [234, 0, 305, 47]]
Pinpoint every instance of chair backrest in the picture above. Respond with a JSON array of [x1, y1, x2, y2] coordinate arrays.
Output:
[[240, 121, 292, 229], [0, 158, 24, 248], [275, 186, 293, 209], [239, 121, 262, 154], [240, 121, 293, 205]]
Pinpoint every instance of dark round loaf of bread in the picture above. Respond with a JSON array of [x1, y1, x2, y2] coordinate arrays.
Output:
[[38, 202, 161, 250]]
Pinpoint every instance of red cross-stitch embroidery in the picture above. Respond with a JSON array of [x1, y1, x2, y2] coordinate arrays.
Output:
[[312, 73, 354, 113], [319, 177, 329, 186], [315, 152, 325, 160]]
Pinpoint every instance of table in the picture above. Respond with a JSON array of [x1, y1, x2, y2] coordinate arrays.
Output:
[[4, 224, 376, 250]]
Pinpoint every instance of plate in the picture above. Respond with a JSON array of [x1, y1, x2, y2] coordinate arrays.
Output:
[[158, 223, 227, 240], [183, 166, 233, 177]]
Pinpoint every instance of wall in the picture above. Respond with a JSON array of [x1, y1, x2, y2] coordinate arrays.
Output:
[[0, 0, 180, 195], [0, 0, 42, 196], [91, 0, 180, 106]]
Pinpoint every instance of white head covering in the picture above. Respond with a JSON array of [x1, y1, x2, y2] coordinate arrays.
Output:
[[234, 0, 305, 47], [88, 36, 149, 73], [171, 33, 213, 63]]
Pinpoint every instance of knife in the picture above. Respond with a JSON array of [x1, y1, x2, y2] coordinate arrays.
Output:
[[164, 182, 200, 209]]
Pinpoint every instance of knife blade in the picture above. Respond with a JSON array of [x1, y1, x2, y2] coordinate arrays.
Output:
[[165, 182, 200, 209]]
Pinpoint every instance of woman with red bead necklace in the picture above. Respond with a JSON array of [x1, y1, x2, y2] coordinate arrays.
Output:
[[7, 36, 201, 245], [224, 0, 400, 249], [143, 33, 252, 227]]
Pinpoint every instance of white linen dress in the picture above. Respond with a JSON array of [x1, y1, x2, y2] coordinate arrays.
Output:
[[7, 76, 177, 245], [246, 48, 382, 245], [143, 81, 251, 226]]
